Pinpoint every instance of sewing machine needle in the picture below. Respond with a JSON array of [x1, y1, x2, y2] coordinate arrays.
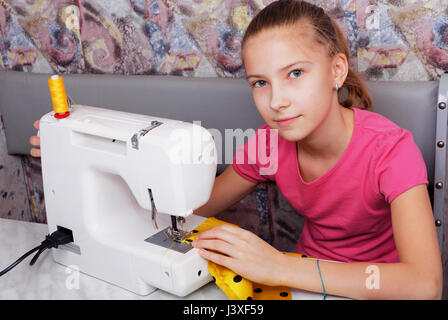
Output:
[[148, 189, 158, 230], [171, 215, 178, 231]]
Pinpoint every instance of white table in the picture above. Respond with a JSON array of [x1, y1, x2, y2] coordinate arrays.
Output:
[[0, 218, 345, 300]]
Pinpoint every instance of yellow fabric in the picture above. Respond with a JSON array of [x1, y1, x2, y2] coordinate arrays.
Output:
[[184, 217, 313, 300]]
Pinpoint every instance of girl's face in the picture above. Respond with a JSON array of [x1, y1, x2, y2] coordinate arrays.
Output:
[[242, 24, 342, 142]]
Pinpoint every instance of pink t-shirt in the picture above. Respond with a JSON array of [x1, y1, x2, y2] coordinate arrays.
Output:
[[232, 107, 428, 263]]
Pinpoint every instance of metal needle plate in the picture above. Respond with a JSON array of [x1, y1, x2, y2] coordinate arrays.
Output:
[[144, 227, 193, 254]]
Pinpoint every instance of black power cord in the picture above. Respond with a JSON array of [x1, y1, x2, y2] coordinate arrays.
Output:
[[0, 228, 73, 277]]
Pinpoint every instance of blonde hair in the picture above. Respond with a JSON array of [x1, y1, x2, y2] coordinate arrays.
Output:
[[242, 0, 373, 111]]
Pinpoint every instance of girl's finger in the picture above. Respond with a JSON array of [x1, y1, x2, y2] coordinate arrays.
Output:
[[30, 148, 41, 157], [193, 240, 237, 257], [195, 225, 240, 244], [198, 224, 241, 237], [33, 120, 40, 130], [29, 136, 40, 146], [197, 248, 234, 270]]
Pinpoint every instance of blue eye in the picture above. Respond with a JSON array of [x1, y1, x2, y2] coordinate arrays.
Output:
[[253, 80, 267, 88], [289, 69, 303, 78]]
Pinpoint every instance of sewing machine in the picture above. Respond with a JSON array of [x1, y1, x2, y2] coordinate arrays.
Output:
[[39, 104, 217, 297]]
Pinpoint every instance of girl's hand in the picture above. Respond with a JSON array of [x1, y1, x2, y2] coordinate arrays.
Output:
[[192, 224, 287, 286], [30, 120, 41, 157]]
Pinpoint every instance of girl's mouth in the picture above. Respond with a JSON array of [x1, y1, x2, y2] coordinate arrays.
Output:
[[276, 115, 301, 127]]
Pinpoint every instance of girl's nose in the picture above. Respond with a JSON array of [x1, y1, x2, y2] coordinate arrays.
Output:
[[270, 85, 290, 111]]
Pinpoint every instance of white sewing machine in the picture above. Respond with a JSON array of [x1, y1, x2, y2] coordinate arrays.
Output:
[[39, 104, 217, 296]]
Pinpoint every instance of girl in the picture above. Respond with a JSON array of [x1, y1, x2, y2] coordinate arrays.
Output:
[[190, 0, 442, 299], [30, 0, 442, 300]]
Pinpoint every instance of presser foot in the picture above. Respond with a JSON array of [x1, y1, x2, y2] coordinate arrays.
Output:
[[165, 228, 193, 243], [144, 227, 194, 254], [166, 216, 192, 242]]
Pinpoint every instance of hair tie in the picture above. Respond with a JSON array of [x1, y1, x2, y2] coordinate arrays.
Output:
[[316, 259, 327, 300]]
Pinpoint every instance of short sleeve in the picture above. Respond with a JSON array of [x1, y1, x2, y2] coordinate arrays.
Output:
[[232, 125, 278, 183], [374, 128, 428, 204]]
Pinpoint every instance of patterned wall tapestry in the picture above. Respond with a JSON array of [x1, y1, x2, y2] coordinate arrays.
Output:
[[1, 0, 447, 250], [1, 0, 447, 79]]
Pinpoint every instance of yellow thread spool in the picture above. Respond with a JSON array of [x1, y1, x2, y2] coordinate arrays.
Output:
[[48, 75, 70, 119]]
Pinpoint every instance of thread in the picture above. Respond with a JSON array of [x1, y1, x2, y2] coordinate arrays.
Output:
[[48, 75, 70, 119]]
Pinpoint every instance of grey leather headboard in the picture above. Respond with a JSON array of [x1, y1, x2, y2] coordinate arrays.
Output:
[[0, 71, 265, 174], [0, 70, 439, 182]]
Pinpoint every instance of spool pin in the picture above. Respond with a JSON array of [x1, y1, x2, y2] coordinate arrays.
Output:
[[48, 75, 70, 119]]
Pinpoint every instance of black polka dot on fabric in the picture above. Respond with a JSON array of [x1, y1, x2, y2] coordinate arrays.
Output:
[[233, 275, 242, 283], [280, 292, 289, 297], [254, 288, 263, 293], [247, 296, 253, 300]]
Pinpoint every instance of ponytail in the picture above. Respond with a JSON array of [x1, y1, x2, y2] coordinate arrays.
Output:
[[340, 68, 373, 111], [329, 14, 373, 111]]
